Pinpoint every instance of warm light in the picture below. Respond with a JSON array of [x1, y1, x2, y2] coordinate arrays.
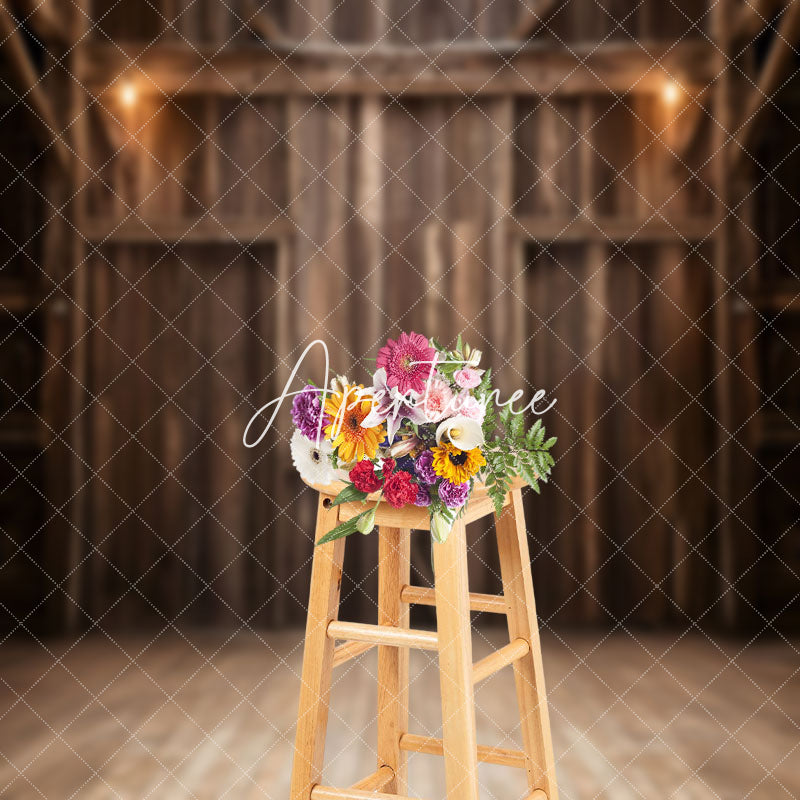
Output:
[[120, 82, 137, 107], [662, 81, 680, 105]]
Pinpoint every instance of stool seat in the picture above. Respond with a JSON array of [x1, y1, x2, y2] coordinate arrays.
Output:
[[290, 482, 559, 800], [302, 476, 527, 529]]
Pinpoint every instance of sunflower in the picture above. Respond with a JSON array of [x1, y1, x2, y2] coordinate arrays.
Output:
[[431, 442, 486, 484], [324, 384, 385, 463]]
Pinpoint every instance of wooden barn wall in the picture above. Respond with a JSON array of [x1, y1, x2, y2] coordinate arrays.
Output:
[[8, 0, 794, 633]]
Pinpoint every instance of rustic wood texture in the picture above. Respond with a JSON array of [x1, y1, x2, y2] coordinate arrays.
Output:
[[2, 0, 798, 642]]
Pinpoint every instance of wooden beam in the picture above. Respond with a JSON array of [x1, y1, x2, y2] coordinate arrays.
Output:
[[82, 216, 293, 243], [734, 0, 783, 42], [0, 2, 69, 167], [734, 1, 800, 164], [512, 215, 718, 243], [712, 0, 738, 630], [79, 41, 715, 97], [11, 0, 65, 42], [512, 0, 558, 41], [675, 86, 712, 163], [241, 0, 287, 43]]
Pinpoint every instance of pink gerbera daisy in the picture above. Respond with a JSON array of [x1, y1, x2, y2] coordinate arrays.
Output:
[[376, 332, 436, 395]]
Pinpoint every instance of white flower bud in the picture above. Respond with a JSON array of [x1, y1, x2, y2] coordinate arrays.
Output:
[[466, 349, 482, 368], [430, 512, 452, 543], [389, 436, 419, 457], [330, 374, 350, 394], [356, 507, 376, 535]]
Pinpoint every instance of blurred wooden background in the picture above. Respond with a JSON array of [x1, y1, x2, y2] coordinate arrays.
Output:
[[0, 0, 798, 635]]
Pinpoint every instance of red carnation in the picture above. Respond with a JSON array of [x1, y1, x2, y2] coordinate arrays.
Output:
[[383, 470, 418, 509], [381, 458, 396, 478], [349, 459, 383, 493]]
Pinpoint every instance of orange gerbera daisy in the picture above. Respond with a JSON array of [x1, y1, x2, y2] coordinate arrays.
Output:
[[324, 384, 385, 463]]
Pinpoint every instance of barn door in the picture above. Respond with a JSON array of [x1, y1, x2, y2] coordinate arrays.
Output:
[[83, 241, 300, 627], [524, 240, 715, 626]]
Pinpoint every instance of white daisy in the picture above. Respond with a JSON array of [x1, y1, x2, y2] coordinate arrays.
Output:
[[290, 429, 336, 485]]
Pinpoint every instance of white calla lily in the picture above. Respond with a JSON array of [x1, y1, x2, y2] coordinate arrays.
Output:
[[430, 512, 453, 544], [435, 415, 484, 450]]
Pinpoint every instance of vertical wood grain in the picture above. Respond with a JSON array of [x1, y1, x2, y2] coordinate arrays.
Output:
[[290, 496, 346, 800], [580, 242, 607, 623], [376, 526, 411, 793], [432, 519, 479, 800]]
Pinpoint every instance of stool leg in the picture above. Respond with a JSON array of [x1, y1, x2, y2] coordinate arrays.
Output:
[[290, 497, 346, 800], [377, 526, 411, 793], [495, 488, 559, 800], [433, 518, 479, 800]]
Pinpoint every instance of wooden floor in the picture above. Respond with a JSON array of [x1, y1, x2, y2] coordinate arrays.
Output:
[[0, 629, 797, 800]]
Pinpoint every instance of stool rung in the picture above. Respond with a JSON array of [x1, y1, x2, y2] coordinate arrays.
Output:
[[472, 637, 530, 684], [327, 620, 439, 651], [399, 733, 527, 769], [400, 585, 508, 614], [311, 787, 421, 800], [351, 765, 394, 791], [332, 640, 375, 668]]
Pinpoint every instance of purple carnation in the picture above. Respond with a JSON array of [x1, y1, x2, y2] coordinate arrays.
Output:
[[291, 385, 329, 440], [413, 484, 431, 507], [438, 479, 470, 509], [414, 450, 437, 485]]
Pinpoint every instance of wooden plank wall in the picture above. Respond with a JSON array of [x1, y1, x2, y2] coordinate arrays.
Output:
[[10, 0, 789, 632]]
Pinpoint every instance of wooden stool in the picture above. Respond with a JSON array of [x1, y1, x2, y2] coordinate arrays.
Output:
[[290, 478, 558, 800]]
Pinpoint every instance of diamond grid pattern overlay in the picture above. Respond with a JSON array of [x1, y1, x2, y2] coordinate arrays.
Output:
[[0, 0, 799, 797]]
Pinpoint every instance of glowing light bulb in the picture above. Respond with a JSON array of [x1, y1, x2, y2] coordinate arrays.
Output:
[[663, 81, 680, 105], [120, 82, 137, 107]]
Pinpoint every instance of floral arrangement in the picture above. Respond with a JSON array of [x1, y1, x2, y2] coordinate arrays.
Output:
[[289, 332, 556, 544]]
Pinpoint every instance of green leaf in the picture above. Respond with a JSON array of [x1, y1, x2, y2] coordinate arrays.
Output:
[[316, 512, 373, 545], [482, 402, 497, 439], [510, 409, 524, 439], [330, 484, 369, 506], [542, 436, 557, 450], [476, 367, 492, 397]]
